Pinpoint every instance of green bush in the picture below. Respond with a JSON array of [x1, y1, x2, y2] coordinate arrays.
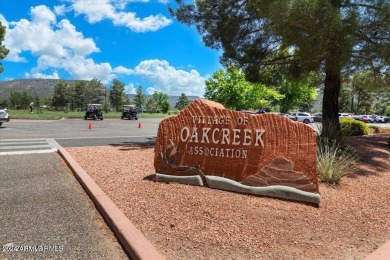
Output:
[[340, 118, 369, 136]]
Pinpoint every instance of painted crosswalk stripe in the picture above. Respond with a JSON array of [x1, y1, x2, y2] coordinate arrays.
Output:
[[0, 150, 55, 155], [0, 139, 59, 155]]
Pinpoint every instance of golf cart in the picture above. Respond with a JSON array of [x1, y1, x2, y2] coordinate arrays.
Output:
[[84, 104, 103, 120], [121, 105, 138, 120]]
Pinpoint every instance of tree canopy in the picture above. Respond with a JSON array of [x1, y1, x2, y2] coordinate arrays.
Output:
[[52, 80, 69, 107], [109, 79, 126, 112], [152, 92, 171, 114], [340, 70, 390, 114], [134, 86, 146, 111], [171, 0, 390, 133], [175, 93, 191, 110], [205, 65, 283, 110], [52, 79, 105, 110], [0, 21, 10, 73]]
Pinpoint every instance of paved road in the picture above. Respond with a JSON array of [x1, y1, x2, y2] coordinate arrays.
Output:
[[0, 153, 128, 259], [0, 118, 163, 259], [0, 118, 161, 148]]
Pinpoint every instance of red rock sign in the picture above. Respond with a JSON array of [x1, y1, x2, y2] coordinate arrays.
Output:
[[154, 99, 320, 204]]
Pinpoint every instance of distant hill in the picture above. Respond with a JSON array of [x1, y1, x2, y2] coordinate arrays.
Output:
[[127, 94, 200, 109], [0, 79, 201, 108], [0, 79, 69, 101]]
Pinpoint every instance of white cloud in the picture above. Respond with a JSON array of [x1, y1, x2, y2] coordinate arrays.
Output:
[[125, 83, 136, 94], [3, 5, 99, 62], [25, 71, 60, 79], [30, 5, 56, 25], [67, 0, 172, 32], [113, 65, 133, 74], [146, 87, 156, 95], [54, 5, 67, 16], [62, 56, 115, 83], [132, 59, 206, 96], [2, 5, 118, 84], [1, 7, 205, 96], [114, 0, 150, 10]]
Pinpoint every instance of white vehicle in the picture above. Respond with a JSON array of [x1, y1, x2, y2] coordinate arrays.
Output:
[[374, 116, 385, 123], [338, 113, 352, 118], [288, 112, 314, 124], [0, 104, 10, 126], [367, 115, 377, 123]]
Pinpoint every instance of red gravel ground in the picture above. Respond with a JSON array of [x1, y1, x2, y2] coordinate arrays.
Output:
[[67, 134, 390, 260]]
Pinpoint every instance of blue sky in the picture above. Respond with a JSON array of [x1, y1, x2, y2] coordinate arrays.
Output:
[[0, 0, 223, 96]]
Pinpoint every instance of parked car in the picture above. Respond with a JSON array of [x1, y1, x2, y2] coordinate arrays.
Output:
[[368, 115, 377, 123], [374, 116, 386, 123], [313, 113, 322, 122], [121, 105, 138, 120], [84, 104, 103, 120], [352, 114, 370, 123], [0, 104, 10, 126], [288, 112, 314, 124], [338, 113, 352, 118], [359, 115, 373, 123], [283, 113, 297, 121]]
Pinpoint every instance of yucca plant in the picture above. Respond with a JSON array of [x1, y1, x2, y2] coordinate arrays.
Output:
[[317, 141, 356, 184], [316, 120, 356, 184]]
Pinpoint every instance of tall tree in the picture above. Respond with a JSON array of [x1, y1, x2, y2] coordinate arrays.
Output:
[[340, 70, 390, 114], [171, 0, 390, 135], [133, 86, 146, 111], [145, 96, 158, 112], [72, 80, 86, 111], [109, 79, 126, 112], [85, 78, 105, 104], [52, 80, 69, 108], [10, 91, 32, 108], [205, 65, 283, 110], [0, 22, 9, 73], [257, 65, 319, 113], [152, 91, 170, 113], [175, 93, 191, 110]]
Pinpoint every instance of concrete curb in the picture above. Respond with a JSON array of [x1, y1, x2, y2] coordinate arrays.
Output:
[[58, 147, 165, 260], [364, 239, 390, 260]]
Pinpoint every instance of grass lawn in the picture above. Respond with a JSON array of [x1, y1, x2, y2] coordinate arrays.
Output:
[[9, 109, 168, 120]]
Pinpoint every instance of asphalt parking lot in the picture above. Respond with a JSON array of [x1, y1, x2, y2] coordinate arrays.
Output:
[[0, 153, 128, 259]]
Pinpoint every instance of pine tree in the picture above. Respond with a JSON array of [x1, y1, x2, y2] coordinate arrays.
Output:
[[175, 93, 190, 110], [171, 0, 390, 135]]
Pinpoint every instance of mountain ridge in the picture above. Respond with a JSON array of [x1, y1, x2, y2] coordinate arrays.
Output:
[[0, 79, 200, 108], [0, 79, 76, 101]]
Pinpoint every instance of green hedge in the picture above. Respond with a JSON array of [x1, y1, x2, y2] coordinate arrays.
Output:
[[340, 118, 369, 136]]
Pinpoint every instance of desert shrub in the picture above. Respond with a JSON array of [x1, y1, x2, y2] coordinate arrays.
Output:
[[368, 125, 381, 134], [317, 121, 356, 184], [340, 118, 369, 136], [317, 141, 356, 184]]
